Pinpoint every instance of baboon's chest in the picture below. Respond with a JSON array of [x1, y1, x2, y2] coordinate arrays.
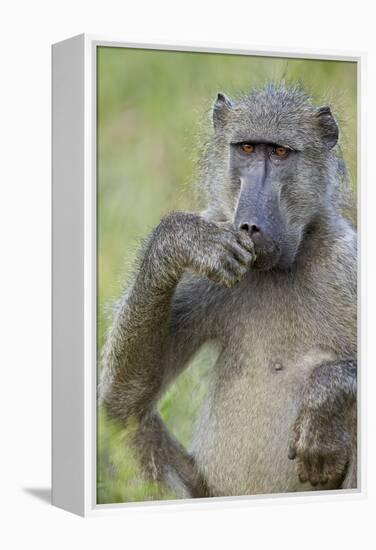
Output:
[[223, 279, 325, 368], [192, 280, 338, 496], [193, 331, 336, 497]]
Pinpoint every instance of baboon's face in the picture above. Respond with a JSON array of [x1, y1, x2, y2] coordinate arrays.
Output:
[[230, 141, 302, 270], [211, 87, 339, 271]]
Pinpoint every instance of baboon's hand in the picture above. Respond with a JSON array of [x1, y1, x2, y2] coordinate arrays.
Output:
[[288, 404, 352, 488], [183, 216, 255, 288], [154, 213, 255, 288]]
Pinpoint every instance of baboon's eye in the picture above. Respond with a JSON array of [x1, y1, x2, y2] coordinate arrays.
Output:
[[273, 146, 289, 158], [240, 143, 255, 154]]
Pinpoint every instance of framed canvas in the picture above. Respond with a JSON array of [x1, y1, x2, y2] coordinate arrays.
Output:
[[52, 34, 365, 517]]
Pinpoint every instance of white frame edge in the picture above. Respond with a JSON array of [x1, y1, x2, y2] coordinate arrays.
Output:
[[52, 34, 85, 516], [51, 33, 366, 517]]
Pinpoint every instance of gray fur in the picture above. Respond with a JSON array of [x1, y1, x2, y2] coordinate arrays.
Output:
[[99, 84, 357, 498]]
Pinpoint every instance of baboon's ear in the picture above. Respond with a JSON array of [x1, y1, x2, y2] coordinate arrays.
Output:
[[316, 106, 339, 149], [213, 92, 233, 131]]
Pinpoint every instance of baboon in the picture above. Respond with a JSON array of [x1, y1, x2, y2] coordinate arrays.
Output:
[[100, 85, 357, 498]]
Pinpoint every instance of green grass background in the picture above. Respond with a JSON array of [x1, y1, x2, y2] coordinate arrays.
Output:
[[96, 46, 357, 504]]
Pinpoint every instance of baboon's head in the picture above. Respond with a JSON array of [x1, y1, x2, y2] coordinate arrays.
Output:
[[203, 85, 340, 270]]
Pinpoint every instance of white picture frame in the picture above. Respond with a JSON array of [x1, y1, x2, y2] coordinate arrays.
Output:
[[52, 34, 366, 517]]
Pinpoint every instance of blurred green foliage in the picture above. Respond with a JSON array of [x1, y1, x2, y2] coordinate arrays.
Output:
[[96, 46, 357, 505]]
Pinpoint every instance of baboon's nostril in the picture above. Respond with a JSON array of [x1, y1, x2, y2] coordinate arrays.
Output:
[[240, 222, 261, 236]]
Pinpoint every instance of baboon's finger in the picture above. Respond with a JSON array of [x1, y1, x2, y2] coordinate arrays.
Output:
[[288, 420, 301, 460], [297, 454, 311, 484], [298, 472, 309, 484], [319, 473, 329, 485], [224, 257, 246, 279], [309, 455, 324, 486], [229, 243, 254, 266], [235, 231, 255, 254]]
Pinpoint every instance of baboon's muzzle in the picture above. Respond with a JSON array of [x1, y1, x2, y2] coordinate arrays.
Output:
[[233, 164, 284, 270]]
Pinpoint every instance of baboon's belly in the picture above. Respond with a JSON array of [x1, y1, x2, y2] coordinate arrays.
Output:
[[191, 348, 335, 496]]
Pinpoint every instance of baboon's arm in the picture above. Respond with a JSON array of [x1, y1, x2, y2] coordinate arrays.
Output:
[[289, 359, 357, 488], [99, 212, 254, 497], [100, 275, 214, 497]]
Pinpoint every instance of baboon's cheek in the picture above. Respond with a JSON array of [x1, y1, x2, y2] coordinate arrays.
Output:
[[277, 235, 302, 269]]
